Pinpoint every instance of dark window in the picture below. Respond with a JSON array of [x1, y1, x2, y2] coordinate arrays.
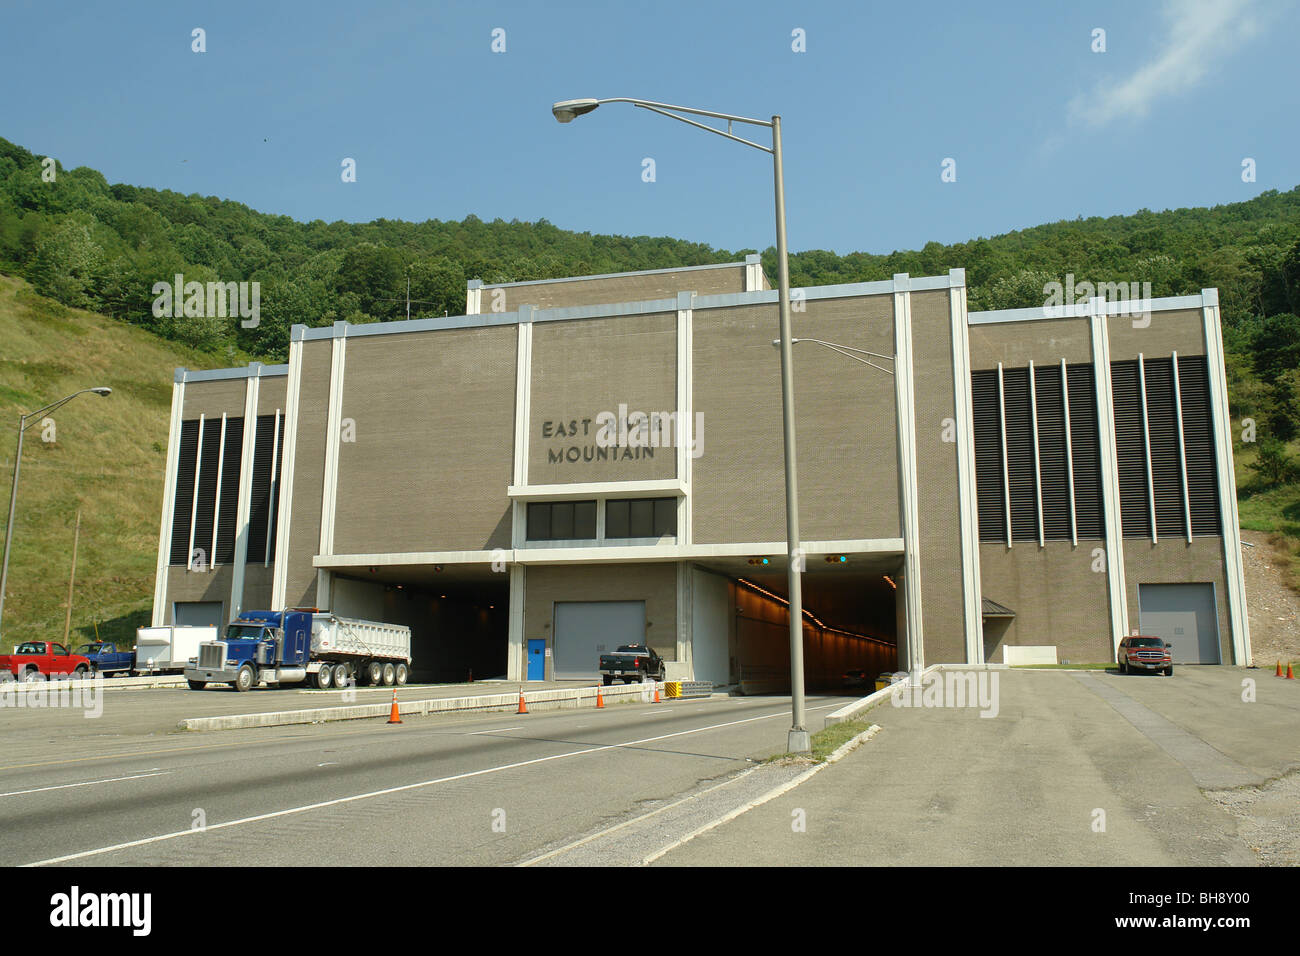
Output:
[[605, 499, 629, 538], [606, 497, 677, 538], [527, 500, 596, 541]]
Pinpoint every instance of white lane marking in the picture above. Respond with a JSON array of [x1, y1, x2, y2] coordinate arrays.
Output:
[[317, 762, 338, 767], [467, 726, 523, 735], [25, 704, 839, 866], [0, 770, 169, 799]]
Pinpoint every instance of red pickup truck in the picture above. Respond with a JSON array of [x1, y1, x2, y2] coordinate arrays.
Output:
[[0, 642, 93, 681]]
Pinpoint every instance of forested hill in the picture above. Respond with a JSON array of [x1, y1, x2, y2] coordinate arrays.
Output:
[[2, 135, 1297, 359]]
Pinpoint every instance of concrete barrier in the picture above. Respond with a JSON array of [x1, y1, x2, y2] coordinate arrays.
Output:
[[0, 673, 187, 692], [178, 680, 668, 732]]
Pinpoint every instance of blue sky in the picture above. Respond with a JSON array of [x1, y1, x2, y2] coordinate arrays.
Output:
[[2, 0, 1296, 256]]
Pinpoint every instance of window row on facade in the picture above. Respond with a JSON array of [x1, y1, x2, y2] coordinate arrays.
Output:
[[972, 355, 1219, 545], [526, 497, 677, 542], [167, 413, 285, 568]]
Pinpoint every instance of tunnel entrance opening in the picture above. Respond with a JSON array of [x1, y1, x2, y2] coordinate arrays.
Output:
[[693, 552, 900, 694], [329, 565, 508, 684]]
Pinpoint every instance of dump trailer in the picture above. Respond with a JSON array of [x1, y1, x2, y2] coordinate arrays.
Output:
[[184, 610, 412, 692], [134, 626, 216, 674]]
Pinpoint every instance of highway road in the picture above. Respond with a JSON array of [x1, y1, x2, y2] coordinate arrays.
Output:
[[0, 688, 858, 866]]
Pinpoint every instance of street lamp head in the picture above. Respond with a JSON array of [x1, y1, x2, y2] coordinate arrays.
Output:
[[552, 98, 600, 124], [90, 387, 112, 396]]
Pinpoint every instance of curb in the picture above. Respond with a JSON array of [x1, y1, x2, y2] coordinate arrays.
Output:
[[177, 681, 671, 731]]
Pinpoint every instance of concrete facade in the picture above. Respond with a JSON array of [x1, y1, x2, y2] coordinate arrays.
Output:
[[152, 260, 1251, 683]]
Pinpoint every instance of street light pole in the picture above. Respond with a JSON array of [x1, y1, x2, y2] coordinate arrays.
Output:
[[553, 96, 810, 752], [770, 116, 810, 753], [0, 387, 111, 638]]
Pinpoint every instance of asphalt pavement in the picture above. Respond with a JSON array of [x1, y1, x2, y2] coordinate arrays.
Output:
[[0, 688, 857, 866]]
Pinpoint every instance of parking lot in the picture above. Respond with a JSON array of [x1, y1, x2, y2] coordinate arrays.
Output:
[[654, 666, 1300, 866]]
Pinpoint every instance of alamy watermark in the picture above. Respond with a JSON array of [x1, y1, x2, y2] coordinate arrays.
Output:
[[1043, 273, 1152, 327], [152, 273, 260, 328], [0, 672, 104, 718], [542, 405, 704, 464], [890, 670, 999, 718]]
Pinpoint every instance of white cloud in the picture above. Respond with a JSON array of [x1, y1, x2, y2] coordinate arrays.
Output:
[[1069, 0, 1269, 129]]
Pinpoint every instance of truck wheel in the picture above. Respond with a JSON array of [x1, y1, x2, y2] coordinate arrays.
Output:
[[383, 663, 396, 686], [333, 663, 350, 689], [186, 679, 208, 690], [73, 665, 88, 678], [315, 666, 333, 690], [602, 676, 613, 686], [367, 661, 383, 686], [394, 662, 408, 686], [233, 664, 256, 693], [20, 668, 42, 683]]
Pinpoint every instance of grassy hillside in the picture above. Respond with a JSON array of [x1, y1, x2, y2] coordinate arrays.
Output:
[[0, 274, 242, 652]]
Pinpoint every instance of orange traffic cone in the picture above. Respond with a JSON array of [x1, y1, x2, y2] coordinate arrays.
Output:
[[596, 684, 604, 708], [653, 681, 661, 704], [1277, 660, 1284, 677], [387, 688, 402, 725], [1288, 663, 1295, 680], [517, 687, 529, 714]]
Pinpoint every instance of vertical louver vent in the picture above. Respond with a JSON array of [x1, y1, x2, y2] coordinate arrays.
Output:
[[1176, 356, 1221, 536], [972, 370, 1005, 541], [247, 414, 285, 563], [1110, 361, 1153, 538], [168, 420, 200, 565], [972, 363, 1105, 543], [1033, 365, 1071, 540], [1067, 366, 1104, 539], [167, 415, 251, 567], [214, 419, 244, 563]]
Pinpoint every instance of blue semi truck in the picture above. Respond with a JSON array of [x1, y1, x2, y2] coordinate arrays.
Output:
[[184, 609, 413, 692]]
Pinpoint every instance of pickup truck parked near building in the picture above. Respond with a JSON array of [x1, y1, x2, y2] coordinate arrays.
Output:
[[599, 644, 666, 685], [0, 642, 94, 681], [1118, 635, 1174, 675], [73, 642, 134, 676]]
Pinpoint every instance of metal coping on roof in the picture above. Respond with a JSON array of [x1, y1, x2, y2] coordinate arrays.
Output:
[[292, 269, 969, 343], [469, 254, 765, 291], [175, 363, 290, 384], [968, 290, 1218, 326]]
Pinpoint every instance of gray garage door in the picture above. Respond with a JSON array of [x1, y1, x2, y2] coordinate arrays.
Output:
[[1138, 583, 1220, 664], [553, 601, 646, 679], [174, 601, 224, 628]]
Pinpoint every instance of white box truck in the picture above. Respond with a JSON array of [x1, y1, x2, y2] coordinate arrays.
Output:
[[134, 626, 217, 674]]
